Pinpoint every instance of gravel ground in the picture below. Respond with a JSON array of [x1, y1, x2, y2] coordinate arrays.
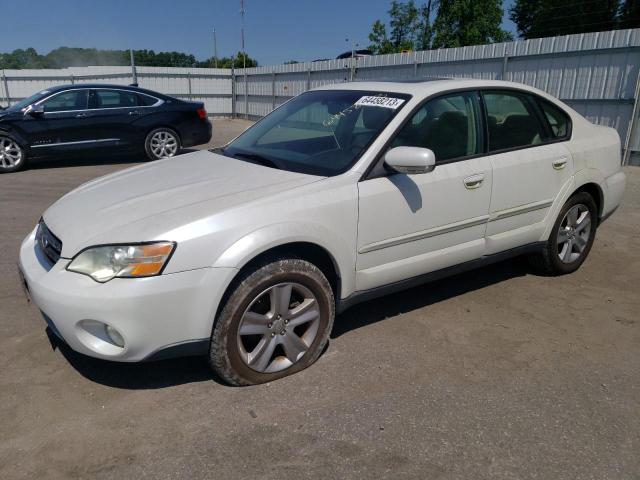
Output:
[[1, 118, 638, 479]]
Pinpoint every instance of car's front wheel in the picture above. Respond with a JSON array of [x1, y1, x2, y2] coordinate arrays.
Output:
[[209, 258, 335, 386], [0, 136, 27, 173], [530, 192, 598, 275], [144, 127, 181, 161]]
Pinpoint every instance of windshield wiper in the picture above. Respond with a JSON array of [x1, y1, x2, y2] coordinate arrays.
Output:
[[231, 151, 281, 170]]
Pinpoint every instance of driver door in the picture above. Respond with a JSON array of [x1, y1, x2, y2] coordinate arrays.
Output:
[[356, 91, 493, 291]]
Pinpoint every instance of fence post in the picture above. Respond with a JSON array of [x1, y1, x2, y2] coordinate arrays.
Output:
[[1, 70, 9, 106], [187, 72, 192, 100], [623, 68, 640, 165], [306, 66, 311, 92], [271, 69, 276, 111], [502, 48, 510, 81], [244, 68, 249, 120], [130, 49, 138, 86], [231, 67, 236, 119], [70, 74, 75, 85]]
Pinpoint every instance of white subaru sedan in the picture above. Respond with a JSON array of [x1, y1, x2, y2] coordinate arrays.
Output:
[[19, 79, 626, 385]]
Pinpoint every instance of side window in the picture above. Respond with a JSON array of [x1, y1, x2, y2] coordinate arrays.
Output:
[[90, 90, 139, 109], [483, 91, 547, 151], [137, 94, 159, 106], [539, 99, 570, 139], [41, 90, 88, 112], [392, 91, 482, 162]]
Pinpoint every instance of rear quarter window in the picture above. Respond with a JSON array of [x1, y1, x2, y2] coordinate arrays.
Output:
[[538, 99, 570, 139]]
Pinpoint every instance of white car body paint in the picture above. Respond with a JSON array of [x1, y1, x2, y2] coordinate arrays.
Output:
[[19, 79, 626, 362]]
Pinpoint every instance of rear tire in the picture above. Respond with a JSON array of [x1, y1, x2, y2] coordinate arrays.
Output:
[[0, 136, 27, 173], [209, 257, 335, 386], [529, 192, 598, 275], [144, 127, 181, 161]]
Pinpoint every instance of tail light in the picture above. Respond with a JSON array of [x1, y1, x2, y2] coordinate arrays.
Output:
[[196, 107, 207, 120]]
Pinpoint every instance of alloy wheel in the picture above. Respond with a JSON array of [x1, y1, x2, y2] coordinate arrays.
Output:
[[149, 131, 178, 158], [237, 282, 321, 373], [0, 138, 23, 169], [557, 203, 591, 263]]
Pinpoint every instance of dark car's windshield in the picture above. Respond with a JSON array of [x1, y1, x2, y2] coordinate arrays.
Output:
[[7, 90, 51, 112], [221, 90, 411, 176]]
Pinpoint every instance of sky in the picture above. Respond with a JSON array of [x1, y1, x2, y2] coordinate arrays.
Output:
[[0, 0, 518, 66]]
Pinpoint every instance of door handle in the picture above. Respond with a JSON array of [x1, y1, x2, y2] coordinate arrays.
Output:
[[553, 157, 568, 170], [75, 113, 87, 118], [464, 173, 485, 190], [128, 110, 142, 116]]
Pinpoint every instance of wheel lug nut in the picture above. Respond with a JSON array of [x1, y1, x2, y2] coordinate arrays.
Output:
[[280, 330, 286, 335], [267, 323, 272, 328], [270, 332, 275, 337], [284, 319, 289, 325]]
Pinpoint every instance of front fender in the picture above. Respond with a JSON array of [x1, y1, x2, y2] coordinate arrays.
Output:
[[212, 222, 356, 299]]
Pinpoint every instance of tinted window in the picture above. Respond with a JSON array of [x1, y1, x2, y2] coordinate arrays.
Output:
[[91, 90, 139, 109], [539, 99, 569, 138], [483, 91, 547, 151], [392, 91, 482, 162], [41, 90, 88, 112], [138, 94, 159, 106]]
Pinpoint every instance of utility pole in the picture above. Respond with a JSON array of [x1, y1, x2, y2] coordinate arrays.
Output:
[[241, 0, 248, 119], [213, 28, 218, 68]]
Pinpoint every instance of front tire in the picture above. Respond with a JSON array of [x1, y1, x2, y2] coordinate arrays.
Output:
[[0, 136, 27, 173], [530, 192, 598, 275], [209, 258, 335, 386], [144, 127, 181, 161]]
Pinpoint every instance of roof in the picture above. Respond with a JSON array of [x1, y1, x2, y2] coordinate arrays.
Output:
[[314, 78, 552, 98], [41, 83, 166, 98]]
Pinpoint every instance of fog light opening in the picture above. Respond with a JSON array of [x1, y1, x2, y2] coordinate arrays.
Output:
[[104, 324, 125, 348]]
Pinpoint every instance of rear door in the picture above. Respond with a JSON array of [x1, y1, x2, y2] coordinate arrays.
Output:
[[481, 90, 574, 254], [86, 89, 144, 148]]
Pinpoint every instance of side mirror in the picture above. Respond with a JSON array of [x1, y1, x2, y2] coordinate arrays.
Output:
[[26, 104, 45, 117], [384, 146, 436, 175]]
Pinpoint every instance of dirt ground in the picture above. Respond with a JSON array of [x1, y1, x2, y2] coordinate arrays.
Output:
[[1, 118, 638, 479]]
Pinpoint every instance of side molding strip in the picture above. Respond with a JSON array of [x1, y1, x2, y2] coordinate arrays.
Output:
[[31, 138, 120, 148], [489, 199, 553, 222], [358, 216, 490, 254]]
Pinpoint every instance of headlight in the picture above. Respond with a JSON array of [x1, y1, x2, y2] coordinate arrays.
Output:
[[66, 242, 176, 283]]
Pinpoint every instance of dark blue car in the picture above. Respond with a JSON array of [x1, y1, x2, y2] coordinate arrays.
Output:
[[0, 84, 212, 173]]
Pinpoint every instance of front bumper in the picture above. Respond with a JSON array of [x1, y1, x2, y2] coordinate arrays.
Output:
[[19, 227, 236, 362]]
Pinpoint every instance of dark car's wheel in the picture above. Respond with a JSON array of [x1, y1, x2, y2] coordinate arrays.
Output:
[[144, 127, 181, 160], [210, 258, 335, 386], [0, 136, 27, 173], [530, 192, 598, 275]]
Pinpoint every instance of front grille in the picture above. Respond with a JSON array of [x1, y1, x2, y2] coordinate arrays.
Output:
[[36, 220, 63, 265]]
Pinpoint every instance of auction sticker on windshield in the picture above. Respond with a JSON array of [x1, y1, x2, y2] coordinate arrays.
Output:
[[355, 96, 405, 109]]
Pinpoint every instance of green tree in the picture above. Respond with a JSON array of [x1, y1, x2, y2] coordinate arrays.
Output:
[[389, 0, 420, 50], [510, 0, 620, 39], [416, 0, 439, 50], [368, 19, 395, 54], [432, 0, 513, 48]]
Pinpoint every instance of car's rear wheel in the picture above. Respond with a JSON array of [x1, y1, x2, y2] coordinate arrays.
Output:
[[209, 258, 335, 386], [144, 127, 181, 160], [530, 192, 598, 275], [0, 137, 26, 173]]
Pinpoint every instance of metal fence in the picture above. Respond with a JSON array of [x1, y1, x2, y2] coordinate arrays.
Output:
[[2, 28, 640, 163]]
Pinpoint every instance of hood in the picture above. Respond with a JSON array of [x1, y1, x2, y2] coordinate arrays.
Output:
[[43, 150, 322, 257]]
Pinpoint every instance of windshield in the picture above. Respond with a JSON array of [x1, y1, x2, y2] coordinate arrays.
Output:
[[221, 90, 411, 176], [8, 90, 51, 111]]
